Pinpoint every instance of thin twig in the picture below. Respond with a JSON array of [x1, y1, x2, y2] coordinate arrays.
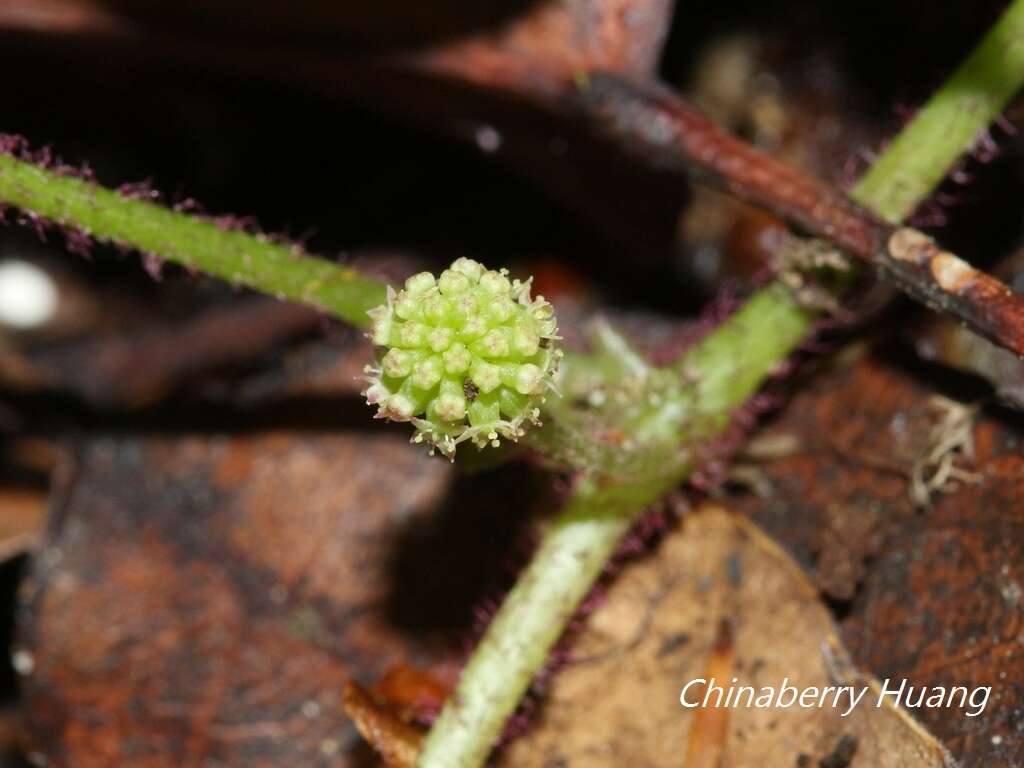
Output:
[[581, 73, 1024, 358]]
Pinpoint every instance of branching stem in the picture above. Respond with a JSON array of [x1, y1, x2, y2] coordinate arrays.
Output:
[[417, 2, 1024, 765]]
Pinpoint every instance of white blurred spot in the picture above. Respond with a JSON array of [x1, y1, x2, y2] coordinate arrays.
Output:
[[12, 648, 34, 675], [475, 125, 502, 153], [0, 260, 58, 330]]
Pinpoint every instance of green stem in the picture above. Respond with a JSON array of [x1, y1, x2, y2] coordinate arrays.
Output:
[[421, 486, 638, 767], [0, 153, 387, 328], [851, 0, 1024, 222], [417, 2, 1024, 764]]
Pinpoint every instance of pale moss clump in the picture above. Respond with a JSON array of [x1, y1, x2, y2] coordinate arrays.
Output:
[[363, 257, 560, 457]]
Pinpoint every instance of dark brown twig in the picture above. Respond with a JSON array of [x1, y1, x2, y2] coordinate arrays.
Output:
[[581, 73, 1024, 359]]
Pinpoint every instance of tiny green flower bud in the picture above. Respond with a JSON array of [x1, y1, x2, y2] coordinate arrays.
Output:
[[479, 269, 511, 296], [514, 363, 543, 395], [486, 296, 515, 324], [411, 356, 444, 390], [423, 293, 448, 324], [470, 360, 502, 393], [450, 257, 484, 281], [405, 271, 436, 294], [461, 314, 488, 340], [428, 326, 453, 352], [397, 321, 427, 347], [439, 269, 471, 296], [394, 293, 420, 320], [473, 328, 510, 359], [382, 348, 414, 378], [434, 392, 467, 422], [386, 393, 417, 420], [512, 326, 540, 357], [363, 259, 560, 457], [443, 343, 472, 374]]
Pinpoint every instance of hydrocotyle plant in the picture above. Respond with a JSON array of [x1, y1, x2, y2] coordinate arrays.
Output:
[[0, 2, 1022, 766]]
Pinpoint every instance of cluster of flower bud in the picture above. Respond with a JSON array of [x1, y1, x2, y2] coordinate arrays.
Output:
[[363, 258, 559, 457]]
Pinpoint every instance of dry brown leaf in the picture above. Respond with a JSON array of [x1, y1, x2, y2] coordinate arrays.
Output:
[[15, 432, 460, 766], [734, 352, 1024, 765]]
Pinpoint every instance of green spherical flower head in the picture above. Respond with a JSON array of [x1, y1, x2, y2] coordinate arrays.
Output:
[[363, 258, 560, 457]]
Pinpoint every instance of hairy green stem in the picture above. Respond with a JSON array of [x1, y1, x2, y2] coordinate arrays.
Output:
[[417, 2, 1024, 764], [852, 0, 1024, 222], [0, 154, 387, 327]]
